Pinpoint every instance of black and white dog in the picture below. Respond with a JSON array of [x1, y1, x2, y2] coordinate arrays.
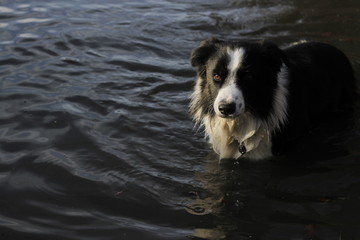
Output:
[[190, 38, 355, 160]]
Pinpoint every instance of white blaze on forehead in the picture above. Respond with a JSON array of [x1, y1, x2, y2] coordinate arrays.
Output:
[[214, 47, 246, 117], [227, 47, 245, 75]]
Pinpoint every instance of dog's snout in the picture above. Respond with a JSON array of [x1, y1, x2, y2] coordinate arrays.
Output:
[[219, 102, 236, 116], [214, 85, 244, 117]]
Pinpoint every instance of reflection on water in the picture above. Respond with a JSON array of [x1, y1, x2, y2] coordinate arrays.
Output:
[[0, 0, 359, 239]]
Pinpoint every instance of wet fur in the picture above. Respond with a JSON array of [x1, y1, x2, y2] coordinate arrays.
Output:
[[190, 38, 355, 160]]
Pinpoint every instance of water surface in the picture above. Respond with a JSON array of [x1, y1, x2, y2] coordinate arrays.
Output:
[[0, 0, 360, 239]]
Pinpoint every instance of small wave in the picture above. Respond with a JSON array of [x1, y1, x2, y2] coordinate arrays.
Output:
[[16, 18, 52, 24]]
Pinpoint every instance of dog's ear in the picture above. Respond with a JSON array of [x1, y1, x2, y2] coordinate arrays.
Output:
[[191, 38, 221, 67], [261, 41, 289, 67]]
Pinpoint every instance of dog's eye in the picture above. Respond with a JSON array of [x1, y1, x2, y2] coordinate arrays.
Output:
[[213, 74, 222, 83]]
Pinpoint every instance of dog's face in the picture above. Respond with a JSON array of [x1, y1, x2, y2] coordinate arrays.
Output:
[[190, 38, 286, 121]]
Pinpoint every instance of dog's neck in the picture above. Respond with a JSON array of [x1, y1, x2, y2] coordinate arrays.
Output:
[[203, 113, 272, 160]]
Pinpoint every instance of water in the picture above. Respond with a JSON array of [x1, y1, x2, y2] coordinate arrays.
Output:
[[0, 0, 359, 239]]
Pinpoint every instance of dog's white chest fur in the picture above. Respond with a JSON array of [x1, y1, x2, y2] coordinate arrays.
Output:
[[203, 114, 273, 160]]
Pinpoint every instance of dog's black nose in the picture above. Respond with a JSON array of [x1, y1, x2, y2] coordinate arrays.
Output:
[[219, 103, 236, 116]]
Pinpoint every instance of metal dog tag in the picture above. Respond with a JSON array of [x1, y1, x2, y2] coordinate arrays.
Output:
[[239, 143, 247, 155]]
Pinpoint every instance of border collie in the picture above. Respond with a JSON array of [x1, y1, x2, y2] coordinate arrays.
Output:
[[190, 38, 355, 160]]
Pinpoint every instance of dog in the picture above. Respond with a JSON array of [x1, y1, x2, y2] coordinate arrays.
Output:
[[190, 38, 355, 160]]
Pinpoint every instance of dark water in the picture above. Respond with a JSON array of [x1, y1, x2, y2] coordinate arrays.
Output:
[[0, 0, 360, 239]]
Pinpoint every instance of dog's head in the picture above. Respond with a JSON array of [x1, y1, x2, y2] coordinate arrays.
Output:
[[190, 38, 287, 122]]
